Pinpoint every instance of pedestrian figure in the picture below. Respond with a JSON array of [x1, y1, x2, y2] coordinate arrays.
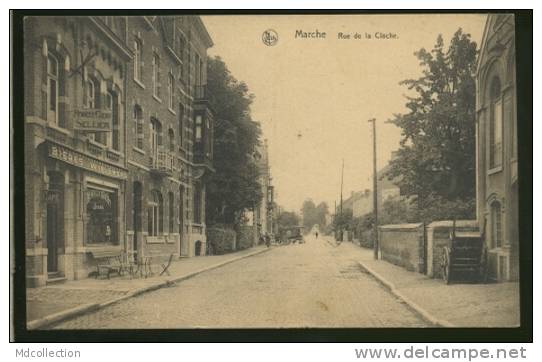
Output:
[[265, 233, 271, 248], [315, 231, 319, 239]]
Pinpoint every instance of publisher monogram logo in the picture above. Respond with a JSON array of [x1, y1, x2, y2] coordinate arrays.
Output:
[[262, 29, 278, 46]]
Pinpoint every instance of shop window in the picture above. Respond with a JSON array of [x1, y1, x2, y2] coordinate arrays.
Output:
[[133, 38, 143, 82], [133, 104, 144, 149], [168, 191, 175, 233], [489, 77, 503, 169], [491, 201, 502, 248], [86, 188, 118, 245], [46, 53, 59, 124], [148, 190, 163, 236]]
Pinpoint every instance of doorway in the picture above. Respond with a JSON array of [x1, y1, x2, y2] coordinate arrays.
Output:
[[179, 185, 188, 256], [133, 182, 142, 262], [46, 172, 64, 273]]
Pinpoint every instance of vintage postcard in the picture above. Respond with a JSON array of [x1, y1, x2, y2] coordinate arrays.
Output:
[[12, 12, 529, 338]]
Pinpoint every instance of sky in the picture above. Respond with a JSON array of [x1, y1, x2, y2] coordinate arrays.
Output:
[[201, 14, 487, 213]]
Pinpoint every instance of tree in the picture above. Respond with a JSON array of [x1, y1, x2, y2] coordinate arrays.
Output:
[[385, 29, 478, 208], [206, 56, 263, 226], [301, 199, 329, 231], [277, 211, 300, 230]]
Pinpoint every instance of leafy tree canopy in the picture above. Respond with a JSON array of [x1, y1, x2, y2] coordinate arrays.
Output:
[[206, 56, 263, 226], [385, 29, 478, 207]]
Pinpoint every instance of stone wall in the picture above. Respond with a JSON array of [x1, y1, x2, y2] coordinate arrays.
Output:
[[236, 225, 255, 250], [426, 220, 478, 278], [207, 227, 237, 255], [379, 223, 424, 273]]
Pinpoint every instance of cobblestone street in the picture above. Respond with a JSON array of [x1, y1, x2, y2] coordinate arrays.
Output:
[[54, 237, 428, 328]]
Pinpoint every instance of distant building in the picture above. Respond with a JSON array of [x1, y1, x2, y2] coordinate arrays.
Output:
[[475, 14, 518, 281], [343, 159, 404, 219]]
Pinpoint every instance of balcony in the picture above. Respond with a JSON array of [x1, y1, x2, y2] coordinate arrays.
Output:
[[150, 149, 174, 177]]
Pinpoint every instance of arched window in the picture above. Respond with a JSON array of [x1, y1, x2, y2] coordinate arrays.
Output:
[[148, 190, 163, 236], [84, 80, 96, 109], [168, 73, 175, 110], [106, 90, 119, 150], [150, 118, 162, 159], [133, 38, 142, 81], [491, 201, 502, 248], [47, 53, 59, 124], [489, 76, 503, 169], [133, 105, 144, 149]]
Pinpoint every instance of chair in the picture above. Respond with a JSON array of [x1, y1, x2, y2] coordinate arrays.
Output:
[[160, 254, 175, 276]]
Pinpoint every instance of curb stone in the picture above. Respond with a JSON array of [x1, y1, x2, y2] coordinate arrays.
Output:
[[28, 247, 272, 330], [357, 260, 455, 328]]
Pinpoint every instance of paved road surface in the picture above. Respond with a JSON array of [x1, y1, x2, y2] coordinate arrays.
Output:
[[54, 237, 428, 328]]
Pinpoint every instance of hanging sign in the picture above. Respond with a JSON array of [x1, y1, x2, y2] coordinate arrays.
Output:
[[73, 108, 112, 132]]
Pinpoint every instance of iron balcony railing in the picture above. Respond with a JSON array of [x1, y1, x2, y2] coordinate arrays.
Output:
[[150, 149, 174, 176]]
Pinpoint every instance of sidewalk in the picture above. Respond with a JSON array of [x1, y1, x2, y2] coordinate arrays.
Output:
[[333, 238, 520, 327], [27, 245, 271, 329]]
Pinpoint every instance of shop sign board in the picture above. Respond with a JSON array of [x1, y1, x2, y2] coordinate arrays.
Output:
[[73, 109, 112, 132], [48, 143, 127, 180]]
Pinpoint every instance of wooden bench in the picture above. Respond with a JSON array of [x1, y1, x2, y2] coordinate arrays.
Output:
[[88, 250, 125, 279]]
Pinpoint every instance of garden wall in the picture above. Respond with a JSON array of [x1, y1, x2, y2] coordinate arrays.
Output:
[[378, 223, 424, 273], [207, 227, 237, 255]]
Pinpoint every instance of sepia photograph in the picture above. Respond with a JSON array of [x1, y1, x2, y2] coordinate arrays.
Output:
[[10, 10, 532, 342]]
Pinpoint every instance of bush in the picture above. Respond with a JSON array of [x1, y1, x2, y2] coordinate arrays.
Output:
[[207, 227, 237, 254]]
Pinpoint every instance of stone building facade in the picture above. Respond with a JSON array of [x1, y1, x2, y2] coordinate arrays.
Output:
[[475, 14, 518, 282], [24, 16, 214, 287], [124, 16, 214, 262]]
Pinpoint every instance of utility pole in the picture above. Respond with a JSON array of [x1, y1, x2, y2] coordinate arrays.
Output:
[[340, 159, 344, 216], [368, 118, 378, 260], [340, 159, 344, 242]]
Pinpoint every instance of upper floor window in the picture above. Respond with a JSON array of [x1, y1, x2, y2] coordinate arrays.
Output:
[[133, 38, 143, 82], [178, 103, 185, 148], [491, 201, 502, 248], [150, 117, 162, 158], [106, 90, 120, 151], [489, 77, 503, 169], [152, 53, 161, 99], [83, 79, 97, 109], [195, 114, 203, 142], [46, 53, 59, 124], [193, 184, 202, 224], [168, 128, 175, 152], [168, 73, 175, 110], [133, 105, 144, 149]]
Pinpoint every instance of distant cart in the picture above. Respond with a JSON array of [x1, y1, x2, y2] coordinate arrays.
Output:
[[278, 226, 304, 244]]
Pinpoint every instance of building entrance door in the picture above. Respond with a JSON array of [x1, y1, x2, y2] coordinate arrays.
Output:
[[133, 182, 142, 261], [46, 173, 63, 273], [179, 185, 188, 256]]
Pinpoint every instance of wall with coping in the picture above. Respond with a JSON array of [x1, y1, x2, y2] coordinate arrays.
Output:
[[379, 223, 424, 273]]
